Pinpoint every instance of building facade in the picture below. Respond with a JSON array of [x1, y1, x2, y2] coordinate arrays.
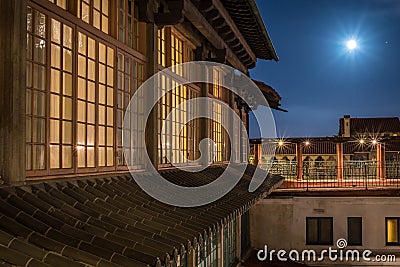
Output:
[[0, 0, 284, 266], [249, 116, 400, 266], [251, 116, 400, 188]]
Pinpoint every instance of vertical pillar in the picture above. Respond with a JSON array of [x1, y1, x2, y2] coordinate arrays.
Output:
[[0, 0, 27, 184], [236, 214, 241, 260], [196, 47, 209, 166], [336, 143, 344, 180], [377, 143, 386, 180], [253, 143, 262, 166], [186, 244, 195, 267], [296, 143, 303, 181], [145, 22, 159, 170]]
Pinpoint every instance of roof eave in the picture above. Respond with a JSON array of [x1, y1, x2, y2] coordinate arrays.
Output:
[[248, 0, 279, 61]]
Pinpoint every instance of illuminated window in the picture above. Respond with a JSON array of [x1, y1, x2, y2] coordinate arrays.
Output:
[[171, 31, 184, 75], [26, 7, 47, 171], [158, 28, 166, 67], [116, 52, 145, 168], [158, 74, 199, 165], [386, 218, 400, 245], [78, 0, 109, 34], [212, 68, 224, 163], [26, 5, 145, 176], [49, 19, 73, 169], [98, 43, 114, 167], [118, 0, 139, 49], [77, 32, 97, 168], [48, 0, 67, 9], [306, 217, 333, 245]]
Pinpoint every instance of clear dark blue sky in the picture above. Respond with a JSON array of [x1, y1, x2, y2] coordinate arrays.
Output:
[[249, 0, 400, 138]]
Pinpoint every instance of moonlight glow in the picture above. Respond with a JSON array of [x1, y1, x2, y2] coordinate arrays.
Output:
[[346, 39, 358, 50]]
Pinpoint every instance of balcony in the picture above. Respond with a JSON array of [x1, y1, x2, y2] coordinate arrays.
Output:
[[255, 160, 400, 190]]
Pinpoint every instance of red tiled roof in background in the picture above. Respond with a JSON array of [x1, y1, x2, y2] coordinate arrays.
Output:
[[339, 117, 400, 136]]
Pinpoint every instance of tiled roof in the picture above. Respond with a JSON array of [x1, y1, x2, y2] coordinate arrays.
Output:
[[339, 117, 400, 136], [221, 0, 278, 61], [252, 80, 286, 112], [0, 165, 283, 267]]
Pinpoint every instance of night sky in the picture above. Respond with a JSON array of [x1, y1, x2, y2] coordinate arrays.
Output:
[[249, 0, 400, 138]]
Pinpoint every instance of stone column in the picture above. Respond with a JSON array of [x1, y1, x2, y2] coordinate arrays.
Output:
[[0, 0, 27, 185], [296, 143, 303, 181], [336, 143, 344, 180], [145, 23, 159, 170]]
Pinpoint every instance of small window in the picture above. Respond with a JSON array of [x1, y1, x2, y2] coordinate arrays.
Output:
[[386, 218, 400, 246], [306, 217, 333, 245], [348, 217, 362, 246]]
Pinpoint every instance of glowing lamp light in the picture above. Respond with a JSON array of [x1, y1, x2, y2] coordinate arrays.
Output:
[[372, 139, 378, 145], [305, 141, 311, 146], [359, 139, 365, 145], [278, 140, 284, 147]]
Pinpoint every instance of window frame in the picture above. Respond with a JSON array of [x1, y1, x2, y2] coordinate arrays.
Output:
[[306, 217, 334, 246], [386, 217, 400, 246], [26, 1, 147, 178], [347, 217, 363, 246]]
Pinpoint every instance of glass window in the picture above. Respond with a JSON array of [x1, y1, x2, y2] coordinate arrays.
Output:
[[212, 68, 225, 163], [77, 32, 97, 168], [49, 19, 73, 169], [348, 217, 362, 246], [26, 7, 47, 171], [171, 32, 184, 76], [386, 218, 399, 245], [306, 217, 333, 245], [118, 0, 140, 49], [158, 28, 166, 67], [48, 0, 67, 9], [78, 0, 109, 34]]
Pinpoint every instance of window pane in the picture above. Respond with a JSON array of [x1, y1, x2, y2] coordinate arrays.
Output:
[[51, 69, 60, 93], [99, 147, 106, 166], [51, 19, 61, 43], [50, 145, 60, 169], [33, 145, 46, 170], [50, 94, 60, 118], [63, 73, 72, 96], [50, 119, 60, 143], [306, 218, 319, 245], [348, 217, 362, 246], [87, 147, 95, 167], [320, 218, 333, 245], [387, 219, 399, 244], [63, 49, 72, 72], [62, 146, 72, 168], [62, 121, 72, 144], [51, 44, 61, 68], [63, 97, 72, 120], [87, 125, 95, 146], [77, 146, 86, 167], [33, 118, 46, 143], [77, 123, 86, 145]]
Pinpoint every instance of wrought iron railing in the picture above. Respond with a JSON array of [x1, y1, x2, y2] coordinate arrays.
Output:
[[259, 160, 400, 190]]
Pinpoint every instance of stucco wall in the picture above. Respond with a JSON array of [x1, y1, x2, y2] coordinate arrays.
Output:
[[250, 196, 400, 256]]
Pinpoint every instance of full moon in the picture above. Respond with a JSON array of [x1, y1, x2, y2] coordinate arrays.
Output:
[[346, 39, 357, 50]]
